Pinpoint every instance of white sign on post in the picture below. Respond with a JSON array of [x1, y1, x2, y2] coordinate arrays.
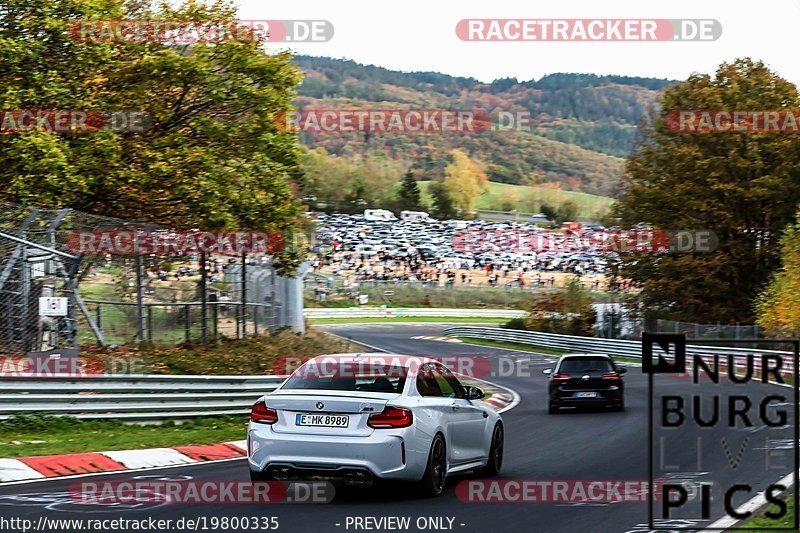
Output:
[[39, 297, 68, 317], [30, 262, 45, 278]]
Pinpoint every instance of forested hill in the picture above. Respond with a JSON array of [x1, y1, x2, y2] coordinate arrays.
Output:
[[293, 55, 674, 197]]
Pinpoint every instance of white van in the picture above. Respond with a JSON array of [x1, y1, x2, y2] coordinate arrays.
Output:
[[364, 209, 397, 222], [400, 210, 432, 223]]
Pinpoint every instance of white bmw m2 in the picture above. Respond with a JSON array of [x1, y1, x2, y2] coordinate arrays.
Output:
[[248, 353, 503, 497]]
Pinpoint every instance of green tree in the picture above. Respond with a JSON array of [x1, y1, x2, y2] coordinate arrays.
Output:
[[299, 147, 401, 211], [540, 201, 578, 224], [613, 59, 800, 323], [540, 204, 558, 222], [396, 170, 423, 211], [757, 214, 800, 336], [428, 180, 456, 219], [557, 201, 579, 222], [0, 0, 305, 270]]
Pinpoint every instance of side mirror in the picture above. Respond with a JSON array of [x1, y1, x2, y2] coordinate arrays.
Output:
[[543, 368, 553, 375], [466, 386, 485, 400], [618, 367, 627, 374]]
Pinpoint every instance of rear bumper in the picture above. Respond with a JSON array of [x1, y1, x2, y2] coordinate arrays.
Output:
[[260, 464, 376, 486], [248, 423, 426, 482], [551, 390, 623, 405]]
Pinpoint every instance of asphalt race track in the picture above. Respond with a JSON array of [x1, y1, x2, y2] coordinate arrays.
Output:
[[0, 324, 794, 533]]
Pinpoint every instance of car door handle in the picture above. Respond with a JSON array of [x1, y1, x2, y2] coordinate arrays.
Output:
[[451, 402, 459, 411]]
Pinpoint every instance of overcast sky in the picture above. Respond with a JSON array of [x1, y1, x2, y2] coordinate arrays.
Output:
[[236, 0, 800, 85]]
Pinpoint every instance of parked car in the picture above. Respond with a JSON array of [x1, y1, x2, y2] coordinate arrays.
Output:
[[544, 353, 626, 413], [248, 354, 504, 497]]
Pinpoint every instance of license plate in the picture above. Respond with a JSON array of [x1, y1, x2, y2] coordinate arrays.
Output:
[[575, 392, 598, 398], [295, 413, 349, 428]]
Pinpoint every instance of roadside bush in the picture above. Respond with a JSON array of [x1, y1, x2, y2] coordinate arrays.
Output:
[[502, 318, 528, 330], [524, 277, 596, 336]]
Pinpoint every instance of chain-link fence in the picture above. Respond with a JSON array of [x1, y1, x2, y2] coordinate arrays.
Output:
[[0, 203, 305, 355], [654, 319, 763, 340]]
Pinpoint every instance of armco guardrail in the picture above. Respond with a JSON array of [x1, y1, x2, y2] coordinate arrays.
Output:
[[443, 326, 796, 370], [0, 375, 285, 421], [305, 308, 527, 319]]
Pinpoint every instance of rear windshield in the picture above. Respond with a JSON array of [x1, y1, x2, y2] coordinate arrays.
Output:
[[282, 362, 408, 393], [558, 357, 614, 374]]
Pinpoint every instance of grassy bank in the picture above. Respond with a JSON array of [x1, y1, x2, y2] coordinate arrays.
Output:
[[80, 327, 362, 375], [418, 181, 615, 218]]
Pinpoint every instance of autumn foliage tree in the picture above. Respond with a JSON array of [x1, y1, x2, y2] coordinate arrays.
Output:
[[757, 214, 800, 336], [0, 0, 306, 268], [443, 150, 488, 214], [613, 59, 800, 323]]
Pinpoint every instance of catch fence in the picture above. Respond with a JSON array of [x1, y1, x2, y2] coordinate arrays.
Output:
[[0, 203, 305, 354]]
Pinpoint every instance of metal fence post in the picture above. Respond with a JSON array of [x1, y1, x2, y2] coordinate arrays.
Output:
[[184, 305, 191, 343], [146, 305, 153, 343], [135, 254, 145, 343], [200, 253, 208, 343], [241, 252, 247, 338], [210, 293, 218, 340]]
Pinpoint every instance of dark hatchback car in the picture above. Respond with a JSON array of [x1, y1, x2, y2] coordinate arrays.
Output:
[[544, 354, 626, 413]]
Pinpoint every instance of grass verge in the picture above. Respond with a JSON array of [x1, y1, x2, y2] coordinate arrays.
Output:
[[740, 492, 795, 530], [309, 317, 510, 325], [0, 415, 246, 458], [459, 337, 568, 356], [458, 336, 643, 365]]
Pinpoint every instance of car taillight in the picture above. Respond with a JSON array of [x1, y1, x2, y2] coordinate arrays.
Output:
[[602, 372, 620, 380], [368, 406, 413, 429], [251, 400, 278, 424], [552, 373, 571, 381]]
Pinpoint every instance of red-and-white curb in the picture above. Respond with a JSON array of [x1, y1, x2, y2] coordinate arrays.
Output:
[[0, 440, 247, 483], [483, 392, 515, 411]]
